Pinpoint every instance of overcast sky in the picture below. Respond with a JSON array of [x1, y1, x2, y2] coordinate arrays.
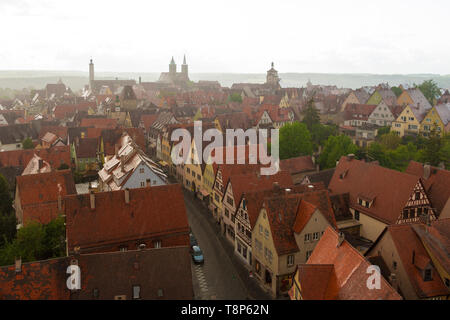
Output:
[[1, 0, 449, 74]]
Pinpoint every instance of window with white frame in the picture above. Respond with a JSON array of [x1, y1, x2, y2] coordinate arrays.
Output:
[[287, 254, 294, 266]]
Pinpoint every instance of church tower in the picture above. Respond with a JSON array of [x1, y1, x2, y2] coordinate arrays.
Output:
[[169, 57, 177, 75], [181, 54, 188, 80], [89, 59, 95, 91], [266, 62, 280, 88]]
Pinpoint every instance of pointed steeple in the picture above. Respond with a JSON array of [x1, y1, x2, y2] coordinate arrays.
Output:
[[183, 54, 187, 65], [170, 56, 175, 64]]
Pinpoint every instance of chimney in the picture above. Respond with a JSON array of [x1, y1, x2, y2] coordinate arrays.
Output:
[[139, 76, 142, 84], [146, 179, 151, 187], [347, 154, 355, 161], [120, 155, 125, 171], [423, 164, 431, 180], [273, 182, 280, 191], [58, 194, 62, 211], [38, 159, 44, 170], [389, 273, 398, 291], [115, 144, 119, 157], [15, 257, 22, 273], [337, 232, 345, 247], [124, 188, 130, 204], [89, 191, 95, 209]]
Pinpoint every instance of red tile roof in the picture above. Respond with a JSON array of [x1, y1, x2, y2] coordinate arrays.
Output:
[[329, 156, 421, 224], [140, 114, 158, 131], [280, 155, 315, 175], [343, 103, 377, 121], [291, 264, 339, 299], [405, 161, 450, 217], [38, 126, 68, 141], [0, 146, 71, 169], [302, 227, 402, 300], [75, 138, 98, 158], [0, 246, 193, 300], [387, 224, 449, 299], [53, 102, 96, 119], [16, 169, 76, 225], [80, 118, 118, 129], [65, 184, 189, 253], [264, 189, 338, 256], [226, 170, 293, 208]]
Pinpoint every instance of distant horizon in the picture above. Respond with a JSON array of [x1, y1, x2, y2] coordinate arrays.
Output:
[[0, 69, 449, 77]]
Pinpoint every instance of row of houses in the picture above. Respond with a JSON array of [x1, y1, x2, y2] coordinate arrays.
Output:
[[341, 86, 450, 147]]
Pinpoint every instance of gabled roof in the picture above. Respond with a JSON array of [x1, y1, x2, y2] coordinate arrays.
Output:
[[0, 146, 71, 169], [292, 264, 339, 299], [435, 103, 450, 126], [405, 88, 432, 110], [227, 170, 293, 208], [387, 224, 449, 299], [0, 124, 38, 145], [405, 161, 450, 217], [0, 246, 193, 300], [263, 189, 337, 256], [22, 154, 51, 175], [75, 137, 98, 158], [300, 227, 402, 300], [280, 155, 315, 175], [301, 168, 335, 188], [65, 184, 189, 252], [329, 156, 421, 224], [343, 104, 377, 121], [16, 169, 76, 224], [377, 89, 397, 107], [80, 117, 118, 129], [353, 89, 370, 104]]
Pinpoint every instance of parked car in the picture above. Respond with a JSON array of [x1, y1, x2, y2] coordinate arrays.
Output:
[[191, 245, 204, 264], [190, 232, 198, 248]]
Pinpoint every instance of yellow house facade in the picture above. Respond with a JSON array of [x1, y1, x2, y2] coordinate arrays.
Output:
[[421, 105, 448, 137], [183, 138, 204, 194], [391, 105, 421, 137]]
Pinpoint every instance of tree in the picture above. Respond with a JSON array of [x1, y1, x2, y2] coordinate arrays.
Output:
[[310, 123, 338, 150], [301, 98, 321, 131], [440, 134, 450, 169], [279, 122, 313, 160], [42, 216, 66, 258], [416, 80, 441, 106], [228, 93, 243, 103], [22, 137, 34, 149], [376, 126, 391, 136], [0, 217, 66, 266], [318, 135, 358, 169], [391, 86, 403, 97], [0, 174, 15, 247], [379, 132, 401, 150], [419, 128, 443, 166]]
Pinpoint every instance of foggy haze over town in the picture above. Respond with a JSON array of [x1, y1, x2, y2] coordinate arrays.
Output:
[[1, 0, 450, 74]]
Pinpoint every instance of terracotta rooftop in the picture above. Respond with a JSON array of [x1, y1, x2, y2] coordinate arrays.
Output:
[[329, 156, 422, 224], [0, 246, 193, 300], [65, 184, 189, 253], [297, 226, 402, 300]]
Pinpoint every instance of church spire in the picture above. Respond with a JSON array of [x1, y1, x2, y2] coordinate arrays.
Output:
[[183, 54, 187, 65], [170, 56, 175, 64]]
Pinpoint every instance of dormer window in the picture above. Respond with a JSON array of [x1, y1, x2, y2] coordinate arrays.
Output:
[[339, 170, 348, 179], [424, 268, 432, 282]]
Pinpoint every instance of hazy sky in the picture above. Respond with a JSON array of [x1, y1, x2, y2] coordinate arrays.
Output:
[[1, 0, 450, 74]]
